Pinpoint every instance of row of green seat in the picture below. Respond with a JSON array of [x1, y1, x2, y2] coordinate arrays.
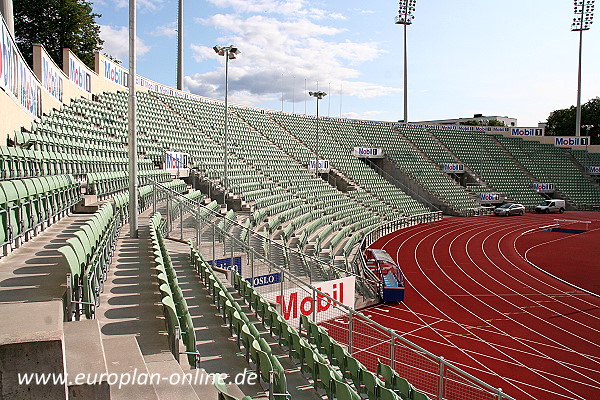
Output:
[[87, 170, 171, 197], [58, 202, 121, 320], [149, 213, 200, 368], [301, 315, 431, 400], [1, 174, 80, 257], [189, 245, 289, 399]]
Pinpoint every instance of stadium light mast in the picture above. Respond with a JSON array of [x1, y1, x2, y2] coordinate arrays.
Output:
[[177, 0, 183, 90], [309, 90, 327, 177], [572, 0, 595, 136], [395, 0, 416, 124], [213, 45, 240, 196], [128, 0, 139, 238]]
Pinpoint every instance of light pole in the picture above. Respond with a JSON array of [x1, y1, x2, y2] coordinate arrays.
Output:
[[309, 90, 327, 177], [213, 45, 240, 198], [128, 0, 138, 238], [395, 0, 417, 124], [572, 0, 595, 136], [582, 124, 594, 173], [177, 0, 183, 90]]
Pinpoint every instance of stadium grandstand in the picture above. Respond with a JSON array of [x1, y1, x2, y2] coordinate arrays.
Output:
[[1, 4, 600, 400]]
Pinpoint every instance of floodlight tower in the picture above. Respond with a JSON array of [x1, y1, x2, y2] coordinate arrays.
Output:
[[395, 0, 417, 124], [572, 0, 595, 137], [309, 90, 327, 177], [177, 0, 183, 90], [213, 45, 240, 194]]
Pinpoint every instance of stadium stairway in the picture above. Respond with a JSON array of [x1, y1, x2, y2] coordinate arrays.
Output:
[[162, 237, 322, 399], [490, 135, 541, 184]]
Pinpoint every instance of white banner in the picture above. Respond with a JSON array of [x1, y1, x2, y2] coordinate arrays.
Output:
[[554, 136, 590, 147], [41, 51, 63, 102], [164, 151, 187, 169], [442, 163, 464, 173], [479, 193, 503, 204], [533, 183, 555, 193], [1, 19, 42, 118], [308, 159, 331, 173], [274, 276, 355, 325], [68, 53, 92, 93], [511, 127, 544, 136], [353, 147, 384, 158]]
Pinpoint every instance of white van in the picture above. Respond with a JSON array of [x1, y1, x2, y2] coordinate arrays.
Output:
[[535, 199, 566, 214]]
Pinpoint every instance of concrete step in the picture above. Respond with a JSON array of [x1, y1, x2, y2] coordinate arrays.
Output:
[[63, 319, 110, 399], [102, 335, 159, 400], [143, 353, 201, 400], [74, 195, 101, 213], [0, 301, 66, 399]]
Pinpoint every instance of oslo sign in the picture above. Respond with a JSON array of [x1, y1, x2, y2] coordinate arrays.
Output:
[[247, 272, 281, 288]]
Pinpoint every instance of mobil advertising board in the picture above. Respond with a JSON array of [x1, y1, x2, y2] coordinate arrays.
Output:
[[442, 163, 464, 173], [308, 159, 331, 173], [554, 136, 590, 147], [511, 127, 544, 137], [1, 18, 43, 119], [353, 147, 385, 158], [589, 166, 600, 175], [533, 183, 555, 193], [165, 151, 187, 169], [479, 193, 503, 204], [260, 276, 355, 327]]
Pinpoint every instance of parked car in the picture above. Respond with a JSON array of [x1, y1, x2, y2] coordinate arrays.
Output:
[[535, 199, 566, 214], [494, 203, 525, 216]]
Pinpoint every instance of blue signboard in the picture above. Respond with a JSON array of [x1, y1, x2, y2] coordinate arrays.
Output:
[[208, 256, 242, 273], [247, 272, 281, 287]]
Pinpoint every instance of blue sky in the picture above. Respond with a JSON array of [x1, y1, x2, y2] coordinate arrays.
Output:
[[93, 0, 600, 127]]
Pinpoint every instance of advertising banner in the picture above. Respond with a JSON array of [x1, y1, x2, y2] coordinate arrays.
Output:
[[588, 166, 600, 175], [479, 193, 503, 204], [308, 159, 331, 173], [41, 51, 63, 102], [68, 53, 92, 93], [165, 151, 187, 169], [533, 183, 555, 193], [275, 276, 355, 324], [353, 147, 385, 158], [207, 256, 242, 273], [247, 273, 281, 288], [442, 163, 465, 173], [554, 136, 590, 147], [1, 19, 42, 119], [511, 127, 544, 136]]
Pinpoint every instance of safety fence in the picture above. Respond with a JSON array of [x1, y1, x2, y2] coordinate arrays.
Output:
[[152, 181, 516, 400]]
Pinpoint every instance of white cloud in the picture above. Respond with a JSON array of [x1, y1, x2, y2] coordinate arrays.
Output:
[[187, 10, 398, 103], [100, 25, 151, 60], [342, 110, 387, 120], [111, 0, 164, 11], [151, 22, 177, 37], [206, 0, 347, 20]]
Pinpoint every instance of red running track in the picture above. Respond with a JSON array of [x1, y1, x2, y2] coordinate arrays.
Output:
[[364, 212, 600, 400]]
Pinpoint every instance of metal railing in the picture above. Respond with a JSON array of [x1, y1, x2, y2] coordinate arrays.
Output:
[[152, 181, 516, 400]]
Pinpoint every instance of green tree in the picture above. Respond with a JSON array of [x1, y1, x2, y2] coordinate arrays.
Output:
[[14, 0, 103, 71], [487, 119, 506, 127], [546, 97, 600, 145], [460, 120, 482, 126]]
